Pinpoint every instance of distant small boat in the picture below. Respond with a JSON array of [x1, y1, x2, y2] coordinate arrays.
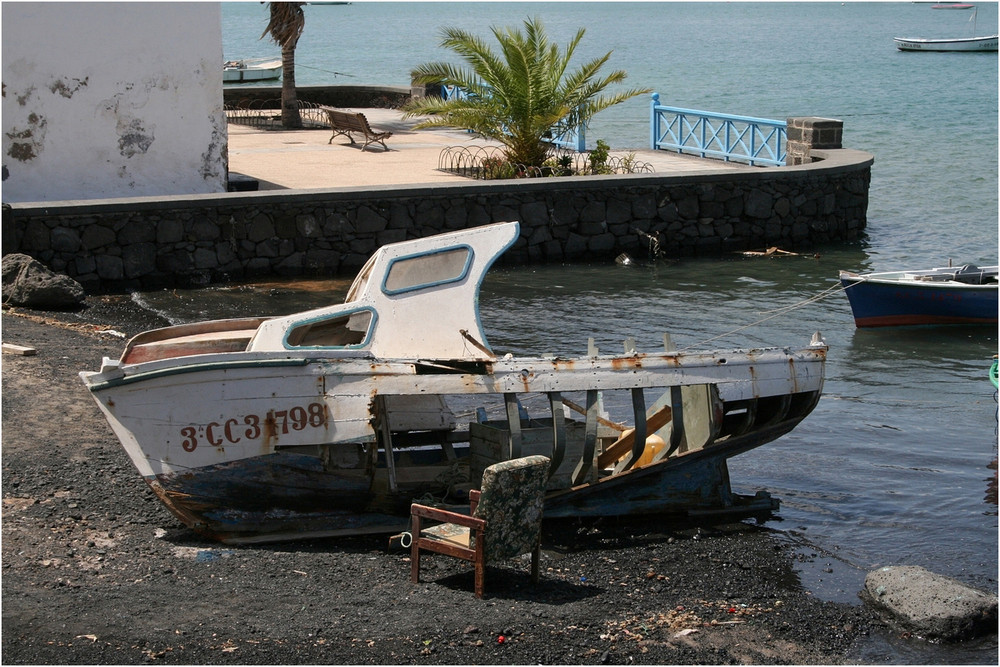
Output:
[[932, 3, 974, 9], [840, 264, 999, 327], [894, 35, 998, 50], [899, 5, 997, 51], [223, 58, 282, 83]]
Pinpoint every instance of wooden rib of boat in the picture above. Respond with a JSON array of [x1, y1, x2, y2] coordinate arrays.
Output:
[[223, 58, 282, 83], [839, 264, 999, 327], [894, 35, 998, 51], [80, 222, 828, 544]]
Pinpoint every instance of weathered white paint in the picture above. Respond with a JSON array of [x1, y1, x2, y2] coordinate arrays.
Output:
[[1, 2, 227, 202]]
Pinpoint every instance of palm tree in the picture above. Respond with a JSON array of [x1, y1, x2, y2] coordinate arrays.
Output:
[[403, 17, 650, 170], [261, 2, 305, 128]]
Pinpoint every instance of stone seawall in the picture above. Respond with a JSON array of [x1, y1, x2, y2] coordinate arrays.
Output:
[[2, 148, 871, 294]]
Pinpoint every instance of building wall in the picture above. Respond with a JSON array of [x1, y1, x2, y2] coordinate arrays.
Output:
[[3, 149, 872, 294], [1, 2, 227, 203]]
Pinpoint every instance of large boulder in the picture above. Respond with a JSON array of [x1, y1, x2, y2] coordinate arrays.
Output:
[[863, 565, 998, 640], [2, 253, 86, 310]]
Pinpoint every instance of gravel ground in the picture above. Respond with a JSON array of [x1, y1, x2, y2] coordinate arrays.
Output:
[[2, 300, 891, 664]]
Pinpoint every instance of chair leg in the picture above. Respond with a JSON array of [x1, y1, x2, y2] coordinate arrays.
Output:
[[474, 560, 485, 598], [410, 515, 421, 584], [474, 530, 485, 598], [531, 543, 540, 584]]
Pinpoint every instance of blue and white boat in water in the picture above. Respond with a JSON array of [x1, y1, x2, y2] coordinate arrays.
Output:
[[893, 35, 998, 51], [80, 222, 828, 544], [223, 58, 282, 83], [840, 264, 998, 327], [895, 6, 999, 51]]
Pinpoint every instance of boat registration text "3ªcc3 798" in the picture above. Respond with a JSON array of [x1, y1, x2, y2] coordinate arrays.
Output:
[[179, 402, 329, 452]]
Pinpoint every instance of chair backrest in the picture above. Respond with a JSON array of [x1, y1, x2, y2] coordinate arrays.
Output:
[[473, 455, 550, 561]]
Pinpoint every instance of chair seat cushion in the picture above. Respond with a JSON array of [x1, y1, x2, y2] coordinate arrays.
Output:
[[422, 522, 471, 549]]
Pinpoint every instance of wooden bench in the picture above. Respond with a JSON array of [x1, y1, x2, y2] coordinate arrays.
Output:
[[321, 108, 392, 152]]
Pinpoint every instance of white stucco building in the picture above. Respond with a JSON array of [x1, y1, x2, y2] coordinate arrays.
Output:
[[1, 2, 228, 203]]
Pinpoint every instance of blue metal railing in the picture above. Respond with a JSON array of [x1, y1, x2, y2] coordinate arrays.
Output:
[[650, 93, 787, 167], [441, 85, 467, 102], [546, 122, 586, 153], [440, 85, 586, 152]]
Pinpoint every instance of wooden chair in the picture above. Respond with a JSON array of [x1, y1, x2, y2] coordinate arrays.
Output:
[[409, 455, 550, 598]]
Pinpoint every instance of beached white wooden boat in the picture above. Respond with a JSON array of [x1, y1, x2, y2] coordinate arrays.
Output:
[[80, 222, 828, 544], [839, 264, 998, 327], [223, 58, 282, 83], [894, 35, 998, 51]]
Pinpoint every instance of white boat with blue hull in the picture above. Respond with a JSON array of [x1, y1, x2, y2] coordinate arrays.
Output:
[[81, 222, 827, 544], [895, 7, 998, 51], [840, 264, 998, 327], [223, 58, 282, 82]]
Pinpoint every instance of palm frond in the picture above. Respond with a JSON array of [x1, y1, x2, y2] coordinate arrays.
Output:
[[407, 15, 649, 168], [261, 2, 305, 48]]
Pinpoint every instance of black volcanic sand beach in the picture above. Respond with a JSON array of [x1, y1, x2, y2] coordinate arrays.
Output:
[[2, 299, 892, 665]]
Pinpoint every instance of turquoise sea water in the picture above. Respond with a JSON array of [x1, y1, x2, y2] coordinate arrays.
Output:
[[206, 3, 1000, 660]]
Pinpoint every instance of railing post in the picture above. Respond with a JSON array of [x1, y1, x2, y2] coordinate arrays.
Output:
[[650, 92, 660, 150], [410, 76, 440, 101], [725, 119, 734, 163], [785, 117, 843, 165]]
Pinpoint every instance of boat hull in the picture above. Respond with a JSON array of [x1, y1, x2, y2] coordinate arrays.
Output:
[[840, 270, 999, 327], [83, 347, 825, 543], [894, 35, 998, 51], [141, 414, 809, 544]]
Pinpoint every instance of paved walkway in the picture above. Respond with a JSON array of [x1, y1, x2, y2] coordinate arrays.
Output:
[[226, 108, 748, 190]]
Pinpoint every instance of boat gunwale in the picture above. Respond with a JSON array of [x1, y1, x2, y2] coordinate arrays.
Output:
[[839, 266, 999, 289], [81, 343, 828, 393]]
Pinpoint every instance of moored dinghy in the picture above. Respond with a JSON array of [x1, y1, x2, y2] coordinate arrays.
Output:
[[839, 264, 999, 327], [80, 222, 828, 544], [893, 35, 998, 51], [895, 6, 999, 51], [223, 58, 282, 82]]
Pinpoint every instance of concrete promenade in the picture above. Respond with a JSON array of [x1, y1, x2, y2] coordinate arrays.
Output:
[[226, 107, 749, 190]]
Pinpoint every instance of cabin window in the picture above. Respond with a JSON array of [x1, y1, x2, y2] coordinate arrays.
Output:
[[285, 309, 374, 348], [382, 246, 473, 295]]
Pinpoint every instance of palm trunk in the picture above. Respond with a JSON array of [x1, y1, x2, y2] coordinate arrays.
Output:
[[280, 46, 302, 128]]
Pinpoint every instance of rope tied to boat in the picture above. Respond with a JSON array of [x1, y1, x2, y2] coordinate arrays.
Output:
[[678, 282, 853, 352]]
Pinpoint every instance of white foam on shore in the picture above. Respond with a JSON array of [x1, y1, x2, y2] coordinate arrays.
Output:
[[129, 291, 184, 326]]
